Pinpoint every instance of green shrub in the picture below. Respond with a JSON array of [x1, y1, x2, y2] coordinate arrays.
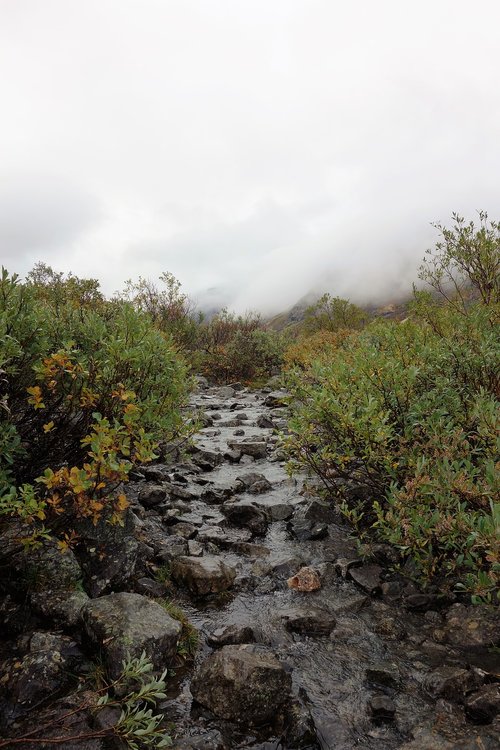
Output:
[[0, 267, 190, 546], [284, 304, 499, 598], [197, 309, 287, 383], [302, 293, 369, 334]]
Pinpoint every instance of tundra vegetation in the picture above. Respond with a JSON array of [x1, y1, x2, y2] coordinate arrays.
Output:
[[283, 213, 499, 601]]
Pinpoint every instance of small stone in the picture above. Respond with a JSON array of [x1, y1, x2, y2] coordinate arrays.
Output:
[[134, 577, 166, 598], [227, 441, 267, 459], [369, 695, 396, 721], [335, 557, 361, 578], [349, 565, 383, 595], [405, 593, 432, 611], [465, 684, 500, 724], [366, 662, 400, 689], [206, 624, 256, 648], [171, 556, 236, 596], [287, 566, 321, 592], [170, 522, 197, 539], [221, 501, 269, 536], [138, 485, 167, 507], [263, 391, 288, 408], [424, 666, 482, 701], [444, 604, 500, 650], [187, 540, 204, 557], [223, 449, 242, 463], [281, 608, 336, 636]]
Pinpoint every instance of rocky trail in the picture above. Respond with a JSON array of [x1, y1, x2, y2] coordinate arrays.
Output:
[[1, 381, 499, 749]]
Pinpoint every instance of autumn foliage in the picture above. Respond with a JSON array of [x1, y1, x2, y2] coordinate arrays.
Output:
[[0, 267, 189, 549]]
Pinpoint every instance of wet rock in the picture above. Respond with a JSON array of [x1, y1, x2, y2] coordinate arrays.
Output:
[[374, 614, 407, 640], [218, 386, 235, 398], [9, 541, 82, 594], [223, 449, 242, 463], [405, 593, 434, 611], [187, 539, 204, 557], [201, 480, 239, 504], [191, 644, 292, 725], [233, 428, 245, 436], [369, 694, 396, 721], [138, 484, 167, 507], [424, 666, 482, 701], [381, 580, 404, 599], [3, 633, 82, 713], [166, 483, 200, 501], [156, 535, 188, 561], [284, 699, 318, 748], [142, 464, 172, 482], [366, 662, 400, 689], [302, 499, 338, 524], [263, 391, 288, 408], [232, 541, 271, 558], [358, 542, 401, 566], [134, 577, 167, 598], [196, 412, 213, 428], [162, 507, 183, 524], [206, 624, 256, 648], [287, 566, 321, 592], [221, 501, 269, 536], [30, 589, 90, 628], [236, 472, 272, 494], [173, 730, 227, 749], [170, 522, 197, 539], [289, 518, 328, 541], [349, 564, 383, 595], [335, 557, 362, 578], [257, 415, 276, 429], [82, 592, 181, 679], [190, 446, 223, 471], [265, 501, 294, 521], [268, 554, 304, 577], [227, 440, 268, 459], [239, 454, 255, 464], [171, 556, 236, 595], [444, 604, 500, 650], [85, 535, 139, 597], [197, 526, 252, 548], [281, 608, 336, 636], [465, 684, 500, 724]]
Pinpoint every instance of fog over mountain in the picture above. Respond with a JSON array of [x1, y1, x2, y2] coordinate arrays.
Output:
[[1, 0, 499, 313]]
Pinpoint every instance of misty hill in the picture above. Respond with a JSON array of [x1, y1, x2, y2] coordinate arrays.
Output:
[[266, 292, 412, 331]]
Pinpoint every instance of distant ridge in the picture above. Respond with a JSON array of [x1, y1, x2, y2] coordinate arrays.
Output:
[[266, 292, 412, 331]]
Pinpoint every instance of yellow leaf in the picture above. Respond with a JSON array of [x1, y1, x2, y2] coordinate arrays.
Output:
[[43, 421, 55, 433]]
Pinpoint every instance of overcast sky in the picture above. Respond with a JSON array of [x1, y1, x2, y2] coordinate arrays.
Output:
[[1, 0, 499, 313]]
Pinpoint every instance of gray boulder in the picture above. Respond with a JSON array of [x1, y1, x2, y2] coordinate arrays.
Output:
[[2, 633, 82, 714], [82, 592, 181, 679], [281, 608, 336, 636], [221, 501, 269, 536], [227, 441, 267, 459], [138, 484, 167, 507], [191, 644, 292, 725], [171, 556, 236, 596]]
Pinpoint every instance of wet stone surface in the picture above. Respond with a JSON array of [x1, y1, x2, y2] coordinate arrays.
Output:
[[1, 382, 499, 750]]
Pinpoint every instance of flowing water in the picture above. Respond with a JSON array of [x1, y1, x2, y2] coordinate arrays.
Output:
[[148, 383, 499, 749]]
